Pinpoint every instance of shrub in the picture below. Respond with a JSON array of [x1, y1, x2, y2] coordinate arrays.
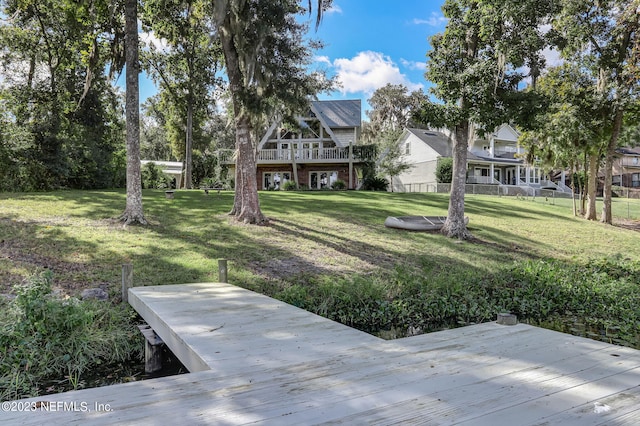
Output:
[[435, 157, 453, 183], [282, 180, 298, 191], [361, 176, 388, 191], [141, 162, 172, 189], [331, 179, 346, 190], [0, 272, 142, 401], [272, 259, 640, 348]]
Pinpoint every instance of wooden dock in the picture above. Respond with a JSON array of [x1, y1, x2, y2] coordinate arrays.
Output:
[[2, 282, 640, 425]]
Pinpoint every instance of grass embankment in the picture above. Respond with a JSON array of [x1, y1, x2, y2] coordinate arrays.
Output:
[[1, 190, 639, 399]]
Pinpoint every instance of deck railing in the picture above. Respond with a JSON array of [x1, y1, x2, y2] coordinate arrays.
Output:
[[217, 145, 377, 164]]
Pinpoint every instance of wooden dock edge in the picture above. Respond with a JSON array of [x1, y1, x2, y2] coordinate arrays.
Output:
[[128, 287, 211, 373]]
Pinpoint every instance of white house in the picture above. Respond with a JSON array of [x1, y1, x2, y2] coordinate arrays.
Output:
[[392, 125, 572, 195]]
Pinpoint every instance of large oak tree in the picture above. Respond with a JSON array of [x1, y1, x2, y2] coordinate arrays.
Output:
[[212, 0, 331, 224], [415, 0, 555, 239]]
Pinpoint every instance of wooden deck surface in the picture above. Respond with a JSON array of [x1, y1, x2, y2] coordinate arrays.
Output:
[[2, 282, 639, 425]]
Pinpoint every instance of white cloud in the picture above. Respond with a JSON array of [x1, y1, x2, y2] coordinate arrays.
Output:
[[541, 47, 563, 68], [140, 31, 169, 52], [326, 4, 343, 15], [400, 59, 427, 72], [314, 55, 332, 65], [332, 51, 423, 95], [412, 12, 447, 27]]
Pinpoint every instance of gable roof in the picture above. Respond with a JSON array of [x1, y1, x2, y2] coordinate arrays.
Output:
[[493, 123, 519, 141], [405, 128, 485, 161], [405, 128, 451, 156], [311, 100, 361, 128]]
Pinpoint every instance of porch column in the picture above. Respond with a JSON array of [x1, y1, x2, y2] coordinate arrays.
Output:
[[489, 136, 495, 157], [560, 170, 566, 187], [490, 163, 495, 184], [516, 165, 521, 185], [348, 141, 353, 189]]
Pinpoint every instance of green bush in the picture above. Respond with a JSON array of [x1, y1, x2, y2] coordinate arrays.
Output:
[[0, 272, 142, 401], [141, 162, 172, 189], [331, 179, 346, 190], [361, 176, 388, 191], [273, 259, 640, 348], [282, 180, 298, 191], [435, 157, 453, 183]]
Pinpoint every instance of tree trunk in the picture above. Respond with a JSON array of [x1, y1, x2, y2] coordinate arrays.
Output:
[[219, 13, 266, 224], [442, 121, 472, 240], [585, 153, 598, 220], [601, 107, 624, 224], [185, 97, 194, 189], [234, 115, 264, 223], [121, 0, 146, 225]]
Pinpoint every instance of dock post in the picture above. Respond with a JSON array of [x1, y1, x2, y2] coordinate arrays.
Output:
[[122, 263, 133, 304], [218, 259, 228, 283], [497, 313, 518, 325], [137, 325, 164, 374]]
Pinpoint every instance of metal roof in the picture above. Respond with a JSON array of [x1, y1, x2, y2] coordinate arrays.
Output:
[[311, 100, 361, 128]]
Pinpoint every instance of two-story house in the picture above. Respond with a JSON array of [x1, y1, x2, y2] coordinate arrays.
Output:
[[613, 147, 640, 189], [391, 124, 572, 195], [222, 100, 374, 190]]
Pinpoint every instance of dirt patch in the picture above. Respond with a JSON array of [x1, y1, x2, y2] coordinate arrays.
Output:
[[0, 240, 108, 296], [615, 219, 640, 232]]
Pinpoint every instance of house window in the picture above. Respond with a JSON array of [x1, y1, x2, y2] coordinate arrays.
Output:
[[405, 142, 410, 155], [633, 173, 640, 188], [263, 172, 291, 190], [474, 167, 489, 177], [309, 171, 338, 189]]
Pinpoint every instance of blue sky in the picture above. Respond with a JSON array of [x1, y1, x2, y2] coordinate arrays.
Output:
[[312, 1, 447, 113], [133, 1, 448, 120]]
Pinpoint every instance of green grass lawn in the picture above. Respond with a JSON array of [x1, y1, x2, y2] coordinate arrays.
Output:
[[1, 189, 638, 293], [1, 189, 639, 399]]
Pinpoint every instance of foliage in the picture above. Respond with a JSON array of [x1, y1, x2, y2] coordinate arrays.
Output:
[[282, 180, 298, 191], [552, 0, 640, 224], [331, 179, 346, 190], [360, 176, 388, 191], [435, 157, 453, 183], [0, 272, 142, 401], [213, 0, 333, 223], [141, 0, 224, 189], [276, 259, 640, 348], [0, 0, 126, 192], [375, 129, 412, 191], [362, 84, 427, 141], [141, 162, 172, 189]]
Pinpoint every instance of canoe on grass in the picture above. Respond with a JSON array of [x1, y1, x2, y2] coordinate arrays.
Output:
[[384, 215, 469, 231]]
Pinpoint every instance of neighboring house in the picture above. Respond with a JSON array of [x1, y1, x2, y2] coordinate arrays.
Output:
[[392, 125, 572, 195], [141, 160, 183, 188], [613, 147, 640, 188], [222, 100, 374, 190]]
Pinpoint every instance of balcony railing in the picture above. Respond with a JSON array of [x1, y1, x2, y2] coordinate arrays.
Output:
[[217, 145, 377, 164], [258, 147, 353, 162]]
